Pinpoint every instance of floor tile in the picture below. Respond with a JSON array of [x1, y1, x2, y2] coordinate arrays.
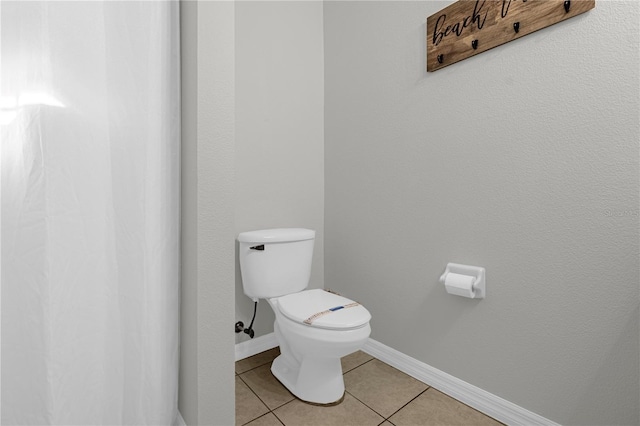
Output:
[[344, 359, 429, 418], [244, 412, 284, 426], [236, 347, 281, 375], [389, 388, 502, 426], [341, 350, 374, 373], [273, 392, 384, 426], [240, 363, 295, 410], [236, 376, 269, 426]]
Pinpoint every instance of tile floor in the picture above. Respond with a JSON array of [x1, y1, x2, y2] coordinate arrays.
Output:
[[236, 348, 503, 426]]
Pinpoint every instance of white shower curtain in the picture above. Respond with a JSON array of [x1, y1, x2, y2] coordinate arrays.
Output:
[[1, 1, 180, 424]]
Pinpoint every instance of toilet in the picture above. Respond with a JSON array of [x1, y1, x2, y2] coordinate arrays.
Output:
[[238, 228, 371, 405]]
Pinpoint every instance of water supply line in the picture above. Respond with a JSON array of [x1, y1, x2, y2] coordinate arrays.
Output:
[[235, 301, 258, 339]]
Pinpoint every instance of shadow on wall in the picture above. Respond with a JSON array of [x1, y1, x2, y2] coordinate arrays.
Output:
[[567, 304, 640, 425]]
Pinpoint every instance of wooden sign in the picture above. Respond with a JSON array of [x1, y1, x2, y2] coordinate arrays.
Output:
[[427, 0, 595, 72]]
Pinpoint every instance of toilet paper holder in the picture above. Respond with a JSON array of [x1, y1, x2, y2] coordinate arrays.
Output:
[[439, 263, 486, 299]]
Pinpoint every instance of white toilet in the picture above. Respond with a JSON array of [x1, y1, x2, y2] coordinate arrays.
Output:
[[238, 228, 371, 405]]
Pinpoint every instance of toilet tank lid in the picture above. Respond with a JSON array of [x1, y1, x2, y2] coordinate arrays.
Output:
[[237, 228, 315, 244]]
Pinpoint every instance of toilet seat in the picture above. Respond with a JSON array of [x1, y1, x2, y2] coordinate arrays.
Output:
[[276, 289, 371, 330]]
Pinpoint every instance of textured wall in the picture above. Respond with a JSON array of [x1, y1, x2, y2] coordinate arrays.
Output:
[[324, 2, 639, 425], [179, 2, 236, 425], [179, 2, 198, 422], [235, 1, 325, 343]]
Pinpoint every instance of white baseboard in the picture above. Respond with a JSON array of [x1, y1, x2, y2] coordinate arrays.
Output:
[[233, 334, 557, 425], [235, 332, 279, 361], [362, 338, 559, 426], [174, 411, 186, 426]]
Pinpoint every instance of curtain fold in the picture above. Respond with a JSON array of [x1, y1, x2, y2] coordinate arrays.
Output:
[[1, 2, 180, 424]]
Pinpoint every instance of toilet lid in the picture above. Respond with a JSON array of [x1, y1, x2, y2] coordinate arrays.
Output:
[[276, 289, 371, 330]]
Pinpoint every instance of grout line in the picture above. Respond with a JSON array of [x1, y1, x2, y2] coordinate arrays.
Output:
[[235, 349, 280, 375], [340, 361, 382, 417], [237, 374, 272, 419], [342, 356, 376, 374], [343, 357, 430, 421], [267, 396, 297, 412], [270, 406, 289, 426], [238, 352, 445, 425], [344, 390, 389, 420], [273, 412, 286, 426], [270, 411, 287, 426], [240, 367, 297, 412], [383, 387, 430, 421], [265, 372, 298, 411], [425, 388, 507, 425], [236, 361, 272, 376], [241, 411, 275, 426]]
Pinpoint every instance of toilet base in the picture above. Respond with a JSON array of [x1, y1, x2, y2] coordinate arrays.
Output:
[[271, 353, 345, 405], [266, 297, 371, 405]]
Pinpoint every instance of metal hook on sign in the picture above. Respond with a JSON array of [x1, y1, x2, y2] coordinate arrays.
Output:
[[471, 39, 478, 50], [437, 54, 444, 64], [564, 0, 570, 13], [513, 22, 520, 33]]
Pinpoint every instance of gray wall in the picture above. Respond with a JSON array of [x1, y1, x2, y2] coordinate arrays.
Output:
[[324, 2, 639, 425], [179, 1, 235, 424], [235, 1, 325, 343]]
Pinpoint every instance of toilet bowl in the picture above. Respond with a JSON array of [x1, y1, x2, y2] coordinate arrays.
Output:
[[269, 289, 371, 404], [237, 229, 372, 405]]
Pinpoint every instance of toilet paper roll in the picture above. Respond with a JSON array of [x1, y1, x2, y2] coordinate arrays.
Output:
[[444, 272, 476, 298]]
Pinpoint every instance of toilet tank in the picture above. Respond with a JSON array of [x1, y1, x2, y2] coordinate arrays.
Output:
[[238, 228, 315, 299]]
